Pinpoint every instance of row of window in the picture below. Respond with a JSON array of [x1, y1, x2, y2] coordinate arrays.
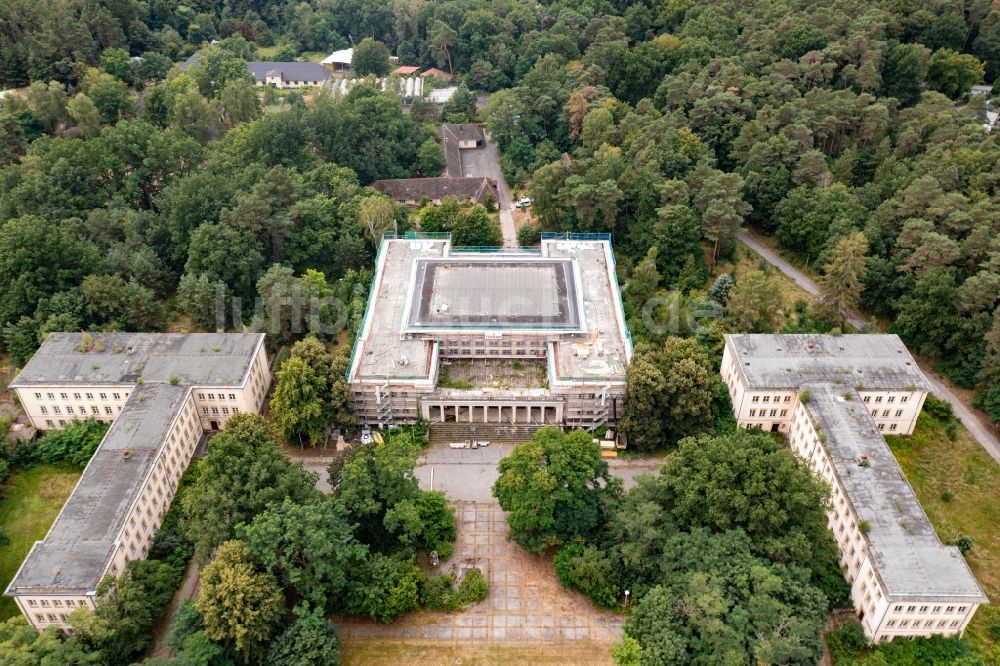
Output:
[[748, 408, 788, 418], [750, 395, 793, 404], [34, 391, 127, 401], [27, 598, 78, 608], [444, 349, 542, 356], [874, 409, 905, 418], [201, 406, 238, 416], [35, 613, 69, 624], [863, 394, 909, 404], [885, 619, 961, 629], [40, 404, 116, 416], [892, 604, 967, 614], [196, 392, 237, 401]]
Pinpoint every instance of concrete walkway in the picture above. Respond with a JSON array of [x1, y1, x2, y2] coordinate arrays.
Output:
[[739, 231, 1000, 465]]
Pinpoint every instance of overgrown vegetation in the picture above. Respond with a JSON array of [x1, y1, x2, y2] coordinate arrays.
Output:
[[886, 411, 1000, 659], [827, 620, 986, 665], [30, 419, 108, 468], [496, 428, 848, 665]]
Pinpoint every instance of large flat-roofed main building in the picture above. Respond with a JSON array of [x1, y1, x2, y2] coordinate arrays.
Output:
[[348, 234, 632, 428], [722, 334, 987, 644], [6, 333, 270, 630]]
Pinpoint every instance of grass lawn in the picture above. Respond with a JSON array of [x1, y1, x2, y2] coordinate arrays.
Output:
[[341, 638, 616, 665], [709, 242, 817, 329], [886, 414, 1000, 656], [0, 466, 81, 621]]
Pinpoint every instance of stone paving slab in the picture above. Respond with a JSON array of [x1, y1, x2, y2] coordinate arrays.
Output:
[[337, 501, 623, 644]]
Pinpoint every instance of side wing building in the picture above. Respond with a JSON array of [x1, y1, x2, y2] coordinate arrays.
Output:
[[5, 333, 270, 630], [722, 334, 988, 644]]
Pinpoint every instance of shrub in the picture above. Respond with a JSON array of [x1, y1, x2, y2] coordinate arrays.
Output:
[[457, 568, 488, 605], [941, 489, 954, 502], [826, 620, 867, 663], [32, 420, 109, 468], [420, 573, 460, 611], [517, 221, 541, 247], [953, 535, 973, 555], [923, 393, 954, 421], [859, 519, 871, 534], [799, 389, 811, 404], [0, 526, 9, 547], [554, 544, 620, 608]]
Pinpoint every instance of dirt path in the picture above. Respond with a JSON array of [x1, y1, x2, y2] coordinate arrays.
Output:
[[739, 230, 1000, 465], [148, 559, 201, 658]]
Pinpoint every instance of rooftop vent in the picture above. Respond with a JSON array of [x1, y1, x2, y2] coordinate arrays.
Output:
[[806, 341, 815, 350]]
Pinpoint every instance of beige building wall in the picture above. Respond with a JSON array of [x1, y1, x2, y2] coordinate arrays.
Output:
[[18, 385, 135, 430], [17, 340, 270, 434], [10, 340, 270, 631], [721, 344, 926, 436], [15, 391, 204, 631], [16, 594, 95, 629], [787, 400, 980, 642]]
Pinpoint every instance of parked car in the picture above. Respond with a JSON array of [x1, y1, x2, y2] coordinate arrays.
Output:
[[514, 197, 533, 208]]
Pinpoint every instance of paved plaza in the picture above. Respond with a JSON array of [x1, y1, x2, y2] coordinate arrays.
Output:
[[296, 438, 662, 646], [336, 501, 623, 644]]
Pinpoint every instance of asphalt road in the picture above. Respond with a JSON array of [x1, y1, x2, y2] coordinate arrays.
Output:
[[460, 135, 518, 247], [739, 230, 1000, 465]]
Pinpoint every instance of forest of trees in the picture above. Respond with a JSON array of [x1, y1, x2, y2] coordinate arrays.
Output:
[[1, 0, 1000, 663], [2, 0, 999, 422], [494, 427, 849, 665]]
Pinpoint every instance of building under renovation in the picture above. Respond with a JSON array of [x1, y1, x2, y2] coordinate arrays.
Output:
[[347, 233, 632, 429]]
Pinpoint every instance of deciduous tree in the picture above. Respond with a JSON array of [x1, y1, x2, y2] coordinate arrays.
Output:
[[493, 427, 622, 553], [238, 498, 367, 614], [351, 38, 391, 77], [182, 414, 318, 561], [197, 540, 285, 660]]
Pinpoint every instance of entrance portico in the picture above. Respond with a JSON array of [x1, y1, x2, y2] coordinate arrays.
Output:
[[422, 401, 563, 425]]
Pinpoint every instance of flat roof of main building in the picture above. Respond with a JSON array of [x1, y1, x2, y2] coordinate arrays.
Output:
[[11, 333, 264, 388], [349, 236, 631, 383], [727, 334, 930, 391], [406, 258, 580, 330], [805, 385, 987, 602], [6, 383, 190, 595]]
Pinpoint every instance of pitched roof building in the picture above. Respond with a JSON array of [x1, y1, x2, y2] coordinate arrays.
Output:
[[421, 67, 453, 81], [321, 47, 353, 70], [439, 124, 486, 177], [246, 61, 331, 88], [371, 177, 499, 206]]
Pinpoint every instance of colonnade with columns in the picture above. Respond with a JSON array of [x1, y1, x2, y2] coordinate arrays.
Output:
[[422, 401, 563, 424]]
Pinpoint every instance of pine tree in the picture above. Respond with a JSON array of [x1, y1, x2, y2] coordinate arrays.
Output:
[[818, 231, 868, 324]]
